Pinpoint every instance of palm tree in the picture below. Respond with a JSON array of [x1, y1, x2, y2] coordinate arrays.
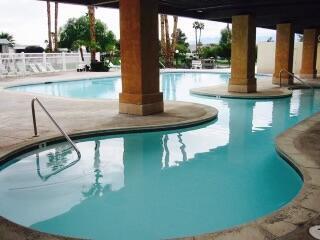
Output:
[[54, 2, 59, 52], [193, 21, 198, 48], [198, 22, 205, 46], [171, 16, 178, 53], [193, 21, 200, 53], [88, 5, 96, 63], [46, 1, 53, 52], [0, 32, 15, 47]]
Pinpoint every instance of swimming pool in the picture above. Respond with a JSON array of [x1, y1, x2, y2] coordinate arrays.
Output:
[[1, 72, 319, 240]]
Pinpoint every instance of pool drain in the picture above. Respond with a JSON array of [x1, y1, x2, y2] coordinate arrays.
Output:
[[309, 225, 320, 239]]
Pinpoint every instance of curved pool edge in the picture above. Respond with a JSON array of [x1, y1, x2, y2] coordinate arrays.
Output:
[[190, 84, 293, 100], [179, 112, 320, 240], [0, 97, 218, 240], [1, 113, 319, 240], [0, 100, 218, 165]]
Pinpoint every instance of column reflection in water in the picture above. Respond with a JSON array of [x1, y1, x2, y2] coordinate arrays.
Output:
[[272, 96, 291, 137], [161, 73, 177, 101], [226, 100, 255, 163], [82, 140, 103, 197], [224, 97, 301, 221], [298, 90, 314, 120]]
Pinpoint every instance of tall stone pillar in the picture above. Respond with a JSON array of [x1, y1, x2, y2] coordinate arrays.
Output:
[[300, 28, 319, 78], [119, 0, 163, 115], [228, 15, 256, 93], [273, 23, 294, 85]]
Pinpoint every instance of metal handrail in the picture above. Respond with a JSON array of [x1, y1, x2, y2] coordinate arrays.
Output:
[[31, 97, 81, 159], [279, 69, 314, 90]]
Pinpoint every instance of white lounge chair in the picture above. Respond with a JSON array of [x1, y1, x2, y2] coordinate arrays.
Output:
[[77, 63, 89, 72], [192, 60, 202, 69], [109, 62, 121, 70]]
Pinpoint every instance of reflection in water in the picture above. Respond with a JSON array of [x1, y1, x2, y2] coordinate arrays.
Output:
[[0, 74, 319, 240], [178, 133, 187, 162], [252, 102, 273, 131], [82, 141, 103, 198], [161, 132, 188, 168], [36, 145, 79, 181]]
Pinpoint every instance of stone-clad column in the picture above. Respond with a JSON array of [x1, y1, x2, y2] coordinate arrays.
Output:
[[119, 0, 163, 115], [228, 15, 256, 93], [300, 28, 319, 78], [273, 23, 294, 85]]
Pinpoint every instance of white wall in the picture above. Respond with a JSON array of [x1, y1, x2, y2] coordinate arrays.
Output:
[[257, 42, 320, 74]]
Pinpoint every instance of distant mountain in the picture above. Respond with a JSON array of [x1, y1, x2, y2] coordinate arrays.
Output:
[[189, 37, 220, 45], [188, 34, 277, 50]]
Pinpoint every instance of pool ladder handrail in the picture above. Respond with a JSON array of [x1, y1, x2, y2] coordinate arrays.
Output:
[[159, 61, 166, 69], [31, 97, 81, 160], [279, 69, 314, 90]]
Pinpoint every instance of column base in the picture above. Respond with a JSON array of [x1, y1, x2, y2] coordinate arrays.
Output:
[[228, 81, 257, 93], [119, 101, 164, 116], [272, 76, 293, 85], [299, 71, 317, 79]]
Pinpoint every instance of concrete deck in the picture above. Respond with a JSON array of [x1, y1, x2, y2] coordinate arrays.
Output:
[[190, 74, 320, 99], [190, 78, 293, 99]]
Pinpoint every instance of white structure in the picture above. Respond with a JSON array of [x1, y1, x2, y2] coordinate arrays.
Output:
[[0, 39, 10, 54], [0, 52, 91, 77], [257, 42, 320, 74]]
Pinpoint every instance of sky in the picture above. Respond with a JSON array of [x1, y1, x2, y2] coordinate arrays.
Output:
[[0, 0, 276, 47]]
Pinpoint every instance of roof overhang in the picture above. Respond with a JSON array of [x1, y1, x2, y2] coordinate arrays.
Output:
[[39, 0, 320, 33]]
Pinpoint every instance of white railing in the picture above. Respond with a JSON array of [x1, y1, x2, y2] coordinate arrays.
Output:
[[0, 52, 91, 78]]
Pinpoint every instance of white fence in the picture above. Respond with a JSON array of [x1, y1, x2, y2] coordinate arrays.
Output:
[[0, 52, 91, 78]]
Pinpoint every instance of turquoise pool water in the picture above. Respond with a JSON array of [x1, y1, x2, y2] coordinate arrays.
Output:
[[1, 72, 319, 240]]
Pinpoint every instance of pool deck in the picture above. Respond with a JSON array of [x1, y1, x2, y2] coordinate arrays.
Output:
[[190, 75, 320, 99], [190, 81, 293, 99], [1, 70, 320, 240]]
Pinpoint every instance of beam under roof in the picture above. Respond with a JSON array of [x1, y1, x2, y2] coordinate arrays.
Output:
[[40, 0, 320, 33]]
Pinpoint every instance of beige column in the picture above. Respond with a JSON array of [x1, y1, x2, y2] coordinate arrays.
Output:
[[300, 28, 318, 78], [228, 15, 256, 93], [119, 0, 163, 115], [273, 23, 294, 85]]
